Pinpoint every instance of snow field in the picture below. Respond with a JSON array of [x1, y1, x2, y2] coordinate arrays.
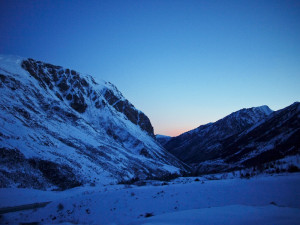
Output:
[[1, 173, 299, 225]]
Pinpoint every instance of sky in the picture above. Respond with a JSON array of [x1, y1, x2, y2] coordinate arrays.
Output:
[[0, 0, 300, 136]]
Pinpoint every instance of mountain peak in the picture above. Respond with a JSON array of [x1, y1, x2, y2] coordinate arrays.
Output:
[[254, 105, 273, 115], [229, 105, 273, 118]]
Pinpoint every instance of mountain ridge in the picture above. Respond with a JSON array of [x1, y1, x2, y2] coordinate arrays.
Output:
[[161, 102, 299, 175], [164, 105, 273, 164], [0, 55, 188, 190]]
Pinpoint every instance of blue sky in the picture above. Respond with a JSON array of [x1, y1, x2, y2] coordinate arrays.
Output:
[[1, 0, 299, 136]]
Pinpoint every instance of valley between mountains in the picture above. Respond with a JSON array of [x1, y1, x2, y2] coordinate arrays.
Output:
[[0, 55, 299, 225]]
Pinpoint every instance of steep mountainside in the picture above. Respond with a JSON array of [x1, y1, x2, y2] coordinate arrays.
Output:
[[162, 102, 300, 175], [213, 102, 300, 171], [164, 106, 273, 164], [0, 55, 188, 190]]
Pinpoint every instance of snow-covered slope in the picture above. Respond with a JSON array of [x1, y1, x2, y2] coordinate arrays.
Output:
[[164, 106, 273, 164], [221, 102, 300, 164], [193, 102, 300, 174], [0, 55, 188, 190], [1, 173, 299, 224]]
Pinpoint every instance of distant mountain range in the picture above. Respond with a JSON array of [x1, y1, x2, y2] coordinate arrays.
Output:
[[156, 135, 172, 146], [0, 55, 188, 190], [159, 102, 300, 174]]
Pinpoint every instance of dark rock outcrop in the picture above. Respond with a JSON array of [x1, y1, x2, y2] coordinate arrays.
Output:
[[0, 147, 82, 190], [104, 88, 154, 135], [22, 59, 88, 113], [29, 159, 82, 190]]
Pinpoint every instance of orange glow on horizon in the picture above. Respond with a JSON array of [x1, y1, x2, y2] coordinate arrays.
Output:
[[156, 127, 195, 137]]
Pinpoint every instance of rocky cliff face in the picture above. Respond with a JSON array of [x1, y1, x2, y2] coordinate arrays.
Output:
[[21, 58, 154, 135], [0, 55, 187, 190]]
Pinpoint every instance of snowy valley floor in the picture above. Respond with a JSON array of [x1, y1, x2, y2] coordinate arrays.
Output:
[[0, 173, 299, 225]]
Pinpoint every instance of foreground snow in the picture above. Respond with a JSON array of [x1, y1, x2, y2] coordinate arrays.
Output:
[[132, 205, 300, 225], [0, 173, 299, 225]]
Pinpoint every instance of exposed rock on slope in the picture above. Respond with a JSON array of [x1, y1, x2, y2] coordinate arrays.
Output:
[[0, 55, 188, 190], [21, 58, 154, 135]]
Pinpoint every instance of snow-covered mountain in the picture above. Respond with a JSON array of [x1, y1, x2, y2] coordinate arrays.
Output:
[[162, 101, 299, 175], [212, 101, 300, 171], [0, 55, 188, 190], [164, 106, 273, 164], [155, 134, 172, 146]]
